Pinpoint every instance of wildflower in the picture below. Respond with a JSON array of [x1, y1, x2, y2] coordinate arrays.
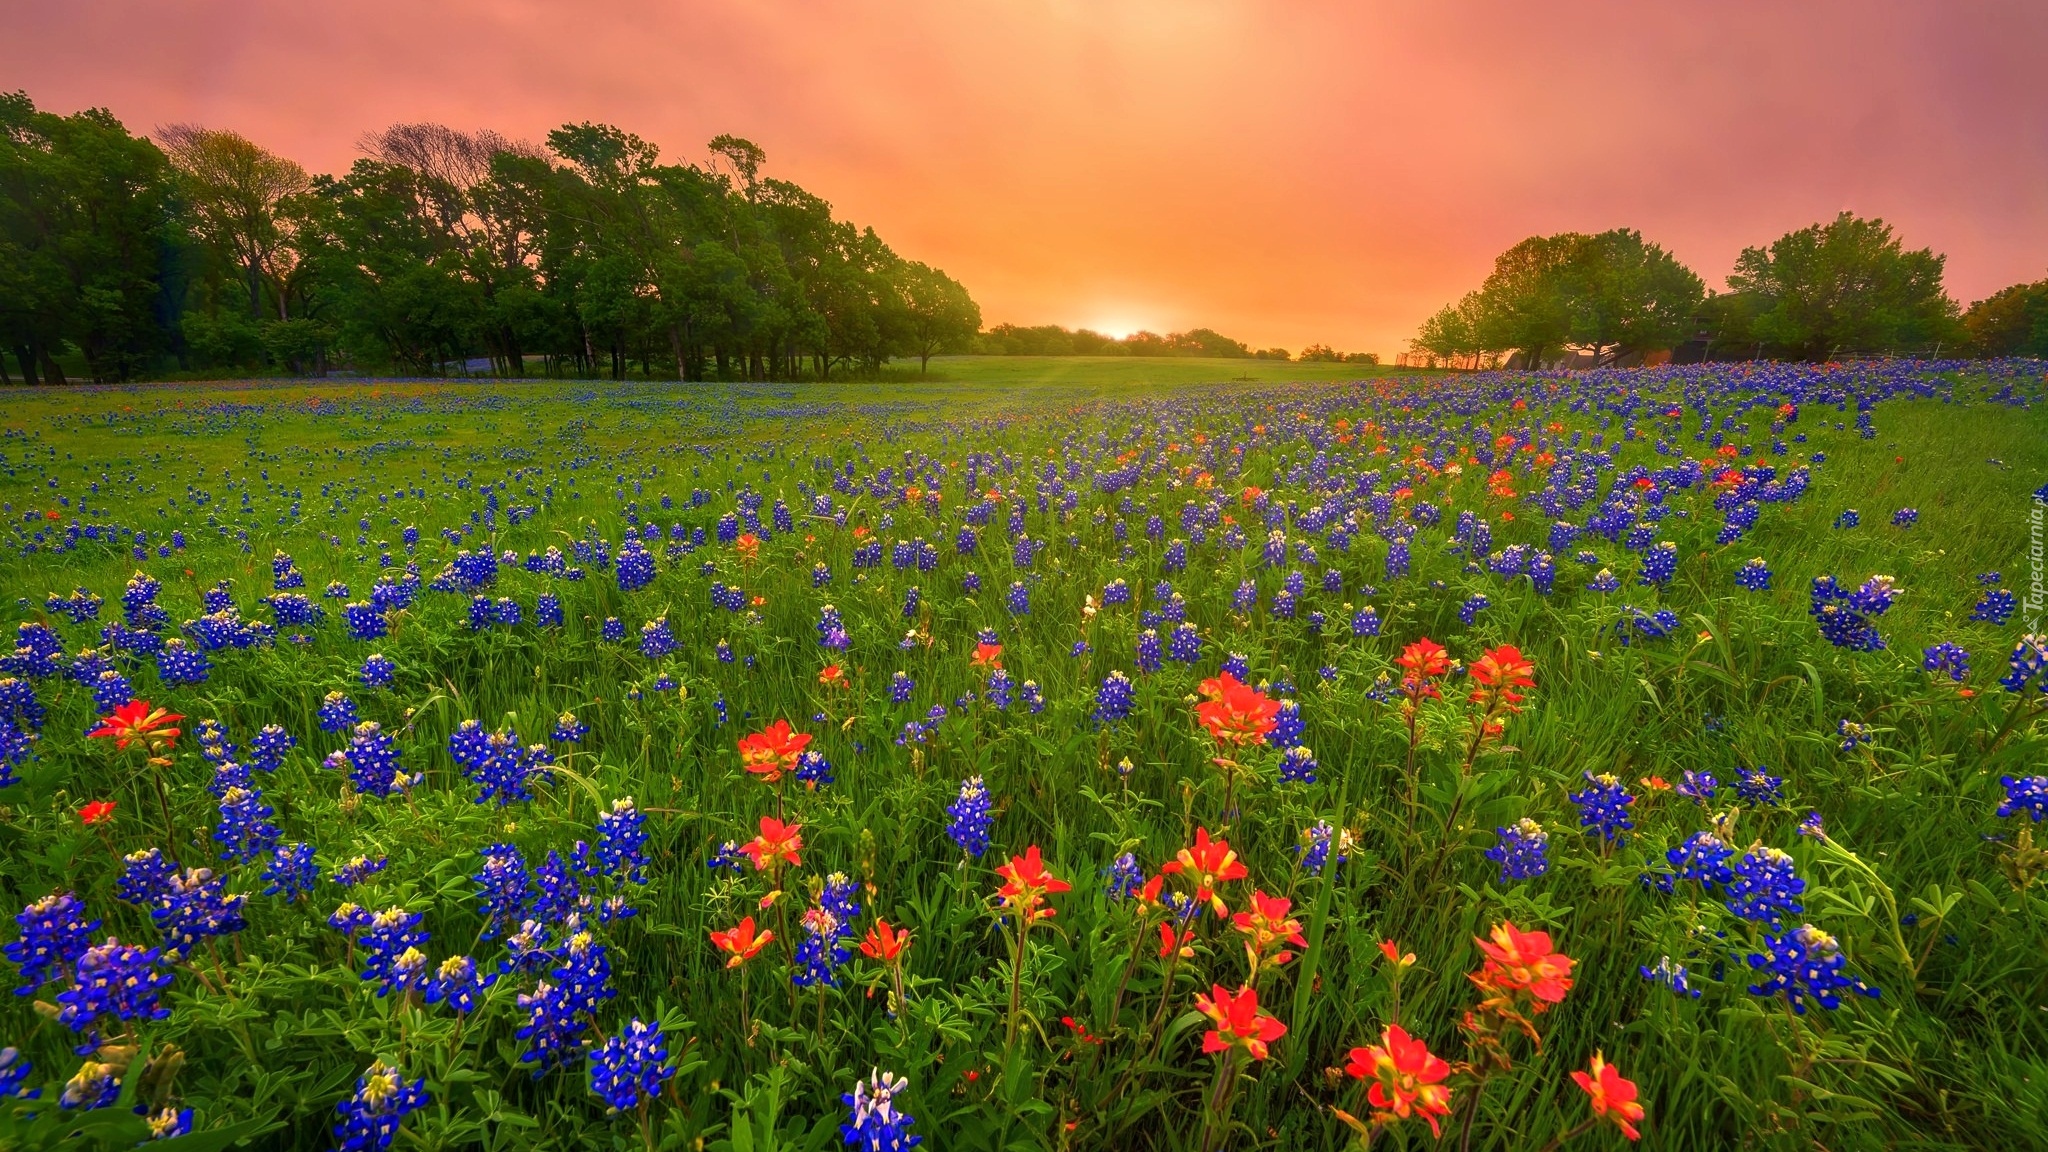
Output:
[[945, 776, 994, 857], [1639, 957, 1701, 999], [839, 1069, 922, 1151], [1379, 939, 1417, 969], [78, 800, 115, 826], [860, 919, 911, 964], [333, 1060, 428, 1151], [710, 916, 773, 967], [1470, 921, 1574, 1008], [55, 938, 172, 1031], [994, 845, 1070, 924], [5, 891, 99, 993], [589, 1019, 672, 1113], [1922, 642, 1971, 683], [1724, 847, 1806, 925], [1194, 672, 1279, 747], [1193, 983, 1286, 1061], [422, 954, 495, 1013], [737, 719, 812, 783], [1734, 767, 1784, 807], [1231, 890, 1306, 973], [1569, 772, 1635, 842], [1395, 638, 1451, 701], [1162, 827, 1248, 917], [1735, 557, 1772, 591], [1572, 1052, 1646, 1141], [1999, 775, 2048, 822], [1093, 671, 1136, 722], [1344, 1024, 1452, 1136], [1485, 819, 1550, 883], [1746, 923, 1880, 1014], [60, 1060, 119, 1110], [741, 817, 803, 872], [86, 699, 182, 753], [1467, 644, 1535, 716]]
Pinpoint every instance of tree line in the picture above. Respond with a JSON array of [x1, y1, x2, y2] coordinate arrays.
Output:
[[972, 323, 1378, 365], [0, 92, 984, 383], [1412, 215, 2048, 366]]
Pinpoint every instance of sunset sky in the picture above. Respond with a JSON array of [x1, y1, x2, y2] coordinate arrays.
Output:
[[9, 1, 2045, 355]]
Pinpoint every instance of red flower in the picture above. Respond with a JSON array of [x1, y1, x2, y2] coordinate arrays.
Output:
[[818, 664, 846, 688], [87, 700, 184, 752], [736, 720, 812, 783], [740, 816, 804, 872], [1194, 983, 1286, 1061], [1471, 921, 1575, 1007], [1161, 827, 1248, 917], [970, 642, 1003, 669], [1467, 645, 1535, 714], [1395, 639, 1451, 700], [1193, 672, 1279, 747], [709, 916, 773, 967], [1345, 1024, 1453, 1136], [78, 800, 116, 826], [1378, 939, 1416, 969], [1231, 889, 1306, 971], [994, 845, 1070, 923], [859, 919, 911, 964], [1158, 921, 1195, 959], [734, 533, 761, 562], [1572, 1051, 1646, 1140]]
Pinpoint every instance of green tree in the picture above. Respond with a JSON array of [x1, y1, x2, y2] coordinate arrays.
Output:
[[1472, 233, 1582, 366], [1962, 276, 2048, 357], [156, 124, 309, 320], [1560, 228, 1704, 364], [892, 260, 980, 373], [1726, 212, 1962, 360]]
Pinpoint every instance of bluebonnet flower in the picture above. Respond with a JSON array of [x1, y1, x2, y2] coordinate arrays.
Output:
[[0, 1046, 29, 1098], [889, 671, 915, 704], [795, 749, 834, 790], [1639, 956, 1702, 999], [1020, 679, 1044, 713], [1676, 770, 1717, 804], [1890, 507, 1918, 528], [1295, 821, 1350, 876], [1724, 847, 1806, 924], [318, 692, 359, 733], [1485, 819, 1550, 883], [214, 785, 279, 864], [1350, 606, 1381, 637], [551, 712, 588, 743], [1735, 767, 1785, 807], [1663, 831, 1737, 891], [986, 668, 1014, 710], [616, 540, 656, 592], [0, 719, 29, 789], [116, 848, 175, 907], [840, 1069, 922, 1151], [1135, 629, 1162, 674], [341, 722, 414, 798], [1838, 719, 1870, 753], [596, 798, 649, 884], [343, 603, 388, 642], [1998, 775, 2048, 821], [333, 1060, 428, 1151], [1167, 622, 1203, 664], [1278, 746, 1318, 784], [601, 617, 626, 643], [472, 844, 532, 939], [422, 954, 494, 1014], [1639, 541, 1678, 585], [707, 841, 748, 874], [262, 842, 319, 898], [1221, 652, 1249, 680], [1385, 538, 1411, 580], [335, 855, 390, 888], [1973, 590, 2017, 625], [359, 654, 396, 688], [945, 776, 993, 857], [639, 617, 676, 659], [590, 1018, 672, 1113], [155, 638, 210, 685], [1105, 853, 1146, 900], [1810, 574, 1897, 651], [350, 906, 428, 995], [793, 874, 860, 988], [1999, 634, 2048, 695], [89, 669, 131, 712], [248, 724, 294, 772], [1270, 699, 1304, 748], [1833, 509, 1860, 529], [1005, 581, 1030, 615], [55, 939, 171, 1031], [1569, 772, 1636, 841], [5, 892, 99, 993], [151, 868, 247, 960], [1093, 671, 1136, 723], [1069, 640, 1090, 658], [60, 1060, 120, 1110], [1922, 642, 1970, 682], [531, 850, 586, 924], [1746, 923, 1879, 1014]]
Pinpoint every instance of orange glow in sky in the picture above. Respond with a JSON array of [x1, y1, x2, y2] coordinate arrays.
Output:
[[9, 1, 2044, 356]]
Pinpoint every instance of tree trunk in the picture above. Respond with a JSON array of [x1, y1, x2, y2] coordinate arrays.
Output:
[[11, 346, 33, 387], [667, 323, 685, 381], [38, 343, 66, 386], [247, 259, 263, 320]]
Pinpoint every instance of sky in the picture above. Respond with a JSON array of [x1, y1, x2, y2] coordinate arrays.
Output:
[[8, 0, 2046, 355]]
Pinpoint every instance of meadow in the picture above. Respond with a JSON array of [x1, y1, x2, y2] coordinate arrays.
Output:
[[0, 359, 2044, 1152]]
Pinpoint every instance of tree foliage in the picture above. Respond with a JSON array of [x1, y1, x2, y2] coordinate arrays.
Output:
[[1726, 212, 1962, 359], [1961, 275, 2048, 358]]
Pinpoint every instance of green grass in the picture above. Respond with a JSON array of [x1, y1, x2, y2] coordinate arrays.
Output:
[[0, 364, 2042, 1151]]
